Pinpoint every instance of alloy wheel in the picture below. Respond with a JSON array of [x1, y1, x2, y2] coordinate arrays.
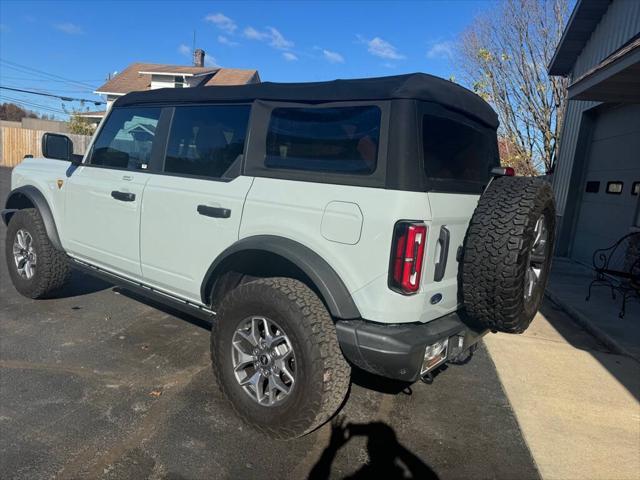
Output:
[[231, 316, 296, 406], [13, 229, 37, 280]]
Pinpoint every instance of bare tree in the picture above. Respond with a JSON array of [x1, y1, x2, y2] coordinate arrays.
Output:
[[457, 0, 569, 174]]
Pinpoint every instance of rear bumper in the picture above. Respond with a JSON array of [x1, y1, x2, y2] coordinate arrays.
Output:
[[335, 312, 487, 382]]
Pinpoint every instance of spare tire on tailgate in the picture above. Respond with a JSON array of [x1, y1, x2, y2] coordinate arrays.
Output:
[[461, 176, 556, 333]]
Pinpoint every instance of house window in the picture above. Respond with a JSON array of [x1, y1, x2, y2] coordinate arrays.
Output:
[[175, 76, 185, 88], [606, 181, 623, 194], [585, 181, 600, 193]]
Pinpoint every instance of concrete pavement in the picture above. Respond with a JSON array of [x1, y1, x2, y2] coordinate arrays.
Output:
[[485, 302, 640, 480]]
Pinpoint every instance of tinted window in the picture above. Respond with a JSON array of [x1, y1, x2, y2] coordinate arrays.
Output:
[[164, 105, 250, 179], [265, 106, 381, 174], [422, 114, 498, 185], [90, 107, 161, 169]]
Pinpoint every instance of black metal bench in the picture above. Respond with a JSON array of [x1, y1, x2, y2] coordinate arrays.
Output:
[[586, 232, 640, 318]]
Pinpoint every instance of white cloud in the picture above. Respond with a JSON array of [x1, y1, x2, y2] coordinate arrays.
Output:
[[426, 41, 454, 60], [244, 26, 294, 50], [204, 13, 237, 33], [243, 26, 266, 41], [267, 27, 293, 49], [358, 35, 404, 60], [204, 54, 218, 67], [322, 49, 344, 63], [53, 22, 83, 35], [282, 52, 298, 61], [218, 35, 239, 47], [178, 43, 191, 57]]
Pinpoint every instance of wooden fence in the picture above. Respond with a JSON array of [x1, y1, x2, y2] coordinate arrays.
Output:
[[0, 127, 92, 168]]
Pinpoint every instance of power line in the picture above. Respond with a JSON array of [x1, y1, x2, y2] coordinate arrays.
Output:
[[0, 97, 68, 116], [0, 58, 99, 91], [0, 86, 104, 105], [3, 85, 98, 94], [0, 75, 104, 84], [0, 94, 68, 113]]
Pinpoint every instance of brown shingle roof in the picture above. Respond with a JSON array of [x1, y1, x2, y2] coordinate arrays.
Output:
[[205, 69, 260, 86], [96, 62, 259, 95]]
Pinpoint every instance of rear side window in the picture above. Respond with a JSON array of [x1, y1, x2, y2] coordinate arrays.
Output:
[[89, 107, 161, 169], [164, 105, 250, 179], [422, 113, 498, 189], [265, 106, 381, 174]]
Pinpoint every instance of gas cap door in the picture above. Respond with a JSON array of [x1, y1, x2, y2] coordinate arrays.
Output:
[[321, 201, 363, 245]]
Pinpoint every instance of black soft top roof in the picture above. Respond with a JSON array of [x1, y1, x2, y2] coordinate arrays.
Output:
[[115, 72, 499, 129]]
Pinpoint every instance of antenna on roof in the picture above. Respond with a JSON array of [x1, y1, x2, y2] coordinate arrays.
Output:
[[192, 30, 196, 54]]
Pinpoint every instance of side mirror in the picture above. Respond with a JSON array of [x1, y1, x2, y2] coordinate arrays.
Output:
[[41, 133, 74, 162]]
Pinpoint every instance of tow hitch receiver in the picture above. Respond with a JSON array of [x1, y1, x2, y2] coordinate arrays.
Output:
[[420, 335, 478, 384]]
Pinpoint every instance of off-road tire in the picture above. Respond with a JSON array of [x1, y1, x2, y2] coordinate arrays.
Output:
[[5, 208, 71, 298], [210, 277, 351, 439], [461, 176, 555, 333]]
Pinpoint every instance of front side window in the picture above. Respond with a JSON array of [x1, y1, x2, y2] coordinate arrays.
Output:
[[422, 113, 498, 187], [164, 105, 250, 179], [89, 107, 161, 169], [265, 106, 381, 174]]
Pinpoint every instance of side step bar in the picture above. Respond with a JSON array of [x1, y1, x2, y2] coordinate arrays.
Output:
[[71, 258, 216, 321]]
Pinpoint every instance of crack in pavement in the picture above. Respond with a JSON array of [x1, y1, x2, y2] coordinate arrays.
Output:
[[54, 364, 209, 479]]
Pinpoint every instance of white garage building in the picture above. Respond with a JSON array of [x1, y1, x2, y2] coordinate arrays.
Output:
[[548, 0, 639, 264]]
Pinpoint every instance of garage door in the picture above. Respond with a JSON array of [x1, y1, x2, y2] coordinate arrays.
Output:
[[572, 104, 640, 264]]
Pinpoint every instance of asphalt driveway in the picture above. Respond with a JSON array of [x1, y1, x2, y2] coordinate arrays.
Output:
[[0, 166, 539, 479]]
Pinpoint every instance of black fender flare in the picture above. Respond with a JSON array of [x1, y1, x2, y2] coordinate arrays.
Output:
[[2, 185, 64, 251], [201, 235, 361, 320]]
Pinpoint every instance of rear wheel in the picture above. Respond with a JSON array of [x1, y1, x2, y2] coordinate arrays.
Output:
[[461, 176, 556, 333], [5, 209, 71, 299], [210, 277, 350, 439]]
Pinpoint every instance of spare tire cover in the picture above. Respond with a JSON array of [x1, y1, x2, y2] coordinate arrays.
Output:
[[461, 176, 556, 333]]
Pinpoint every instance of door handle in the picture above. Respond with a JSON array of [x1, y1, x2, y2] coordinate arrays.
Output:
[[197, 205, 231, 218], [111, 190, 136, 202], [434, 226, 450, 282]]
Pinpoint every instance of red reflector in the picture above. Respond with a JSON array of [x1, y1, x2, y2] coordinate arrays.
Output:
[[390, 222, 427, 294], [490, 166, 516, 177]]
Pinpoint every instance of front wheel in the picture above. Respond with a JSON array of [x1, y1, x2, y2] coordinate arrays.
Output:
[[210, 277, 351, 439], [5, 208, 71, 298]]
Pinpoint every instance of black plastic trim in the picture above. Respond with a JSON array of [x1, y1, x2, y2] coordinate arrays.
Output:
[[197, 205, 231, 218], [111, 190, 136, 202], [335, 312, 487, 382], [200, 235, 361, 319], [3, 186, 63, 250], [434, 226, 450, 282]]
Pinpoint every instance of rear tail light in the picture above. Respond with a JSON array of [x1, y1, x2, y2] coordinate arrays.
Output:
[[389, 221, 427, 294]]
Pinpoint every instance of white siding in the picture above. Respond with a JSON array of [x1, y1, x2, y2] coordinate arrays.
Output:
[[150, 74, 178, 90]]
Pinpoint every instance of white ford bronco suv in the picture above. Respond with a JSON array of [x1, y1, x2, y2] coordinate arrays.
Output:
[[3, 73, 555, 438]]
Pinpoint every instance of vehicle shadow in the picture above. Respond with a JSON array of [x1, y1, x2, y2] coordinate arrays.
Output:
[[350, 367, 413, 395], [113, 286, 213, 332], [54, 269, 112, 298], [308, 417, 439, 480]]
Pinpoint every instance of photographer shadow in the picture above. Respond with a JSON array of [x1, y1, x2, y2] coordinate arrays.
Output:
[[309, 418, 439, 480]]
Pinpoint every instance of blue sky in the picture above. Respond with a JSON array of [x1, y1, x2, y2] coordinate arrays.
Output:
[[0, 0, 495, 118]]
